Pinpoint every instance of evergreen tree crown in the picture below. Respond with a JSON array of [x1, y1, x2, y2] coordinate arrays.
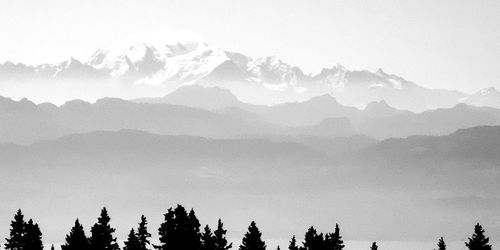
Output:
[[465, 224, 491, 250], [239, 221, 266, 250], [89, 207, 119, 250], [62, 219, 90, 250]]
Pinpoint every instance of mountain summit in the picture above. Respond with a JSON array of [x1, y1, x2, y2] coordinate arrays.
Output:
[[0, 39, 497, 111]]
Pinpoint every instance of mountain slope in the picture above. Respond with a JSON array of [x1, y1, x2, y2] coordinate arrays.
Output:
[[358, 126, 500, 169], [135, 85, 244, 110]]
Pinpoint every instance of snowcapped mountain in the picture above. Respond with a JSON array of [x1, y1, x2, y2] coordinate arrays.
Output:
[[462, 87, 500, 109], [324, 68, 468, 112], [0, 38, 498, 111], [87, 40, 226, 83]]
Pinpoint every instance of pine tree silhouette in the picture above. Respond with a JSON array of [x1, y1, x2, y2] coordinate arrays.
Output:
[[25, 219, 43, 250], [156, 208, 176, 250], [239, 221, 266, 250], [51, 245, 55, 250], [370, 242, 377, 250], [89, 207, 119, 250], [136, 216, 151, 250], [124, 229, 141, 250], [156, 205, 202, 250], [276, 246, 281, 250], [465, 224, 491, 250], [303, 227, 323, 250], [62, 219, 90, 250], [201, 225, 216, 250], [288, 236, 299, 250], [325, 224, 344, 250], [5, 209, 26, 250], [437, 237, 446, 250], [214, 219, 232, 250], [187, 209, 202, 250]]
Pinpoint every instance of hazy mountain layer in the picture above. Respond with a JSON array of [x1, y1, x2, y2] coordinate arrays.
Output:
[[0, 95, 361, 144], [139, 85, 500, 138], [0, 127, 499, 246], [3, 92, 500, 143]]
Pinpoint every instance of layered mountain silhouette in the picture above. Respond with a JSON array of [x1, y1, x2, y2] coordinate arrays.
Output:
[[0, 94, 365, 144], [3, 91, 500, 144], [1, 39, 498, 111], [1, 126, 500, 242], [359, 125, 500, 165]]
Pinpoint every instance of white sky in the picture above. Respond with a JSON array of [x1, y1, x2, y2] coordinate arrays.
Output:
[[0, 0, 499, 93]]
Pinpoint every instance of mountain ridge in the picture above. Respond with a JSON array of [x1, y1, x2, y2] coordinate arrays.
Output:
[[1, 39, 498, 111], [2, 93, 500, 143]]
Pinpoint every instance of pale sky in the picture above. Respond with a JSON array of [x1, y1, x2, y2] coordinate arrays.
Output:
[[1, 0, 499, 93]]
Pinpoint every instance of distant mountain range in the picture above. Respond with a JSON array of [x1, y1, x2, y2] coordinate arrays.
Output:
[[3, 88, 500, 143], [136, 85, 500, 138], [1, 39, 499, 111]]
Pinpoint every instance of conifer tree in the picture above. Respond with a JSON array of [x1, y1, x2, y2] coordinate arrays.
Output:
[[303, 227, 323, 250], [25, 219, 43, 250], [239, 221, 266, 250], [62, 219, 90, 250], [51, 245, 55, 250], [124, 229, 141, 250], [465, 224, 491, 250], [156, 205, 202, 250], [201, 225, 216, 250], [89, 207, 119, 250], [156, 208, 176, 250], [187, 209, 202, 250], [136, 216, 151, 250], [288, 236, 299, 250], [370, 242, 377, 250], [5, 209, 26, 250], [302, 227, 316, 250], [437, 237, 446, 250], [325, 224, 344, 250], [276, 247, 280, 250], [214, 219, 232, 250]]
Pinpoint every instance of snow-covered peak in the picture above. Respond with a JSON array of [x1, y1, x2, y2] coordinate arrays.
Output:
[[251, 56, 283, 68], [124, 43, 155, 63], [375, 68, 387, 76], [87, 39, 212, 78], [88, 44, 158, 76], [63, 57, 82, 68], [314, 64, 347, 78], [246, 56, 301, 84], [312, 64, 348, 91], [460, 87, 500, 109], [477, 87, 500, 96], [132, 43, 230, 86], [248, 56, 289, 74]]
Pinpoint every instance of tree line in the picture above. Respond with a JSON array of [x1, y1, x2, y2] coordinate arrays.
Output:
[[3, 205, 493, 250]]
